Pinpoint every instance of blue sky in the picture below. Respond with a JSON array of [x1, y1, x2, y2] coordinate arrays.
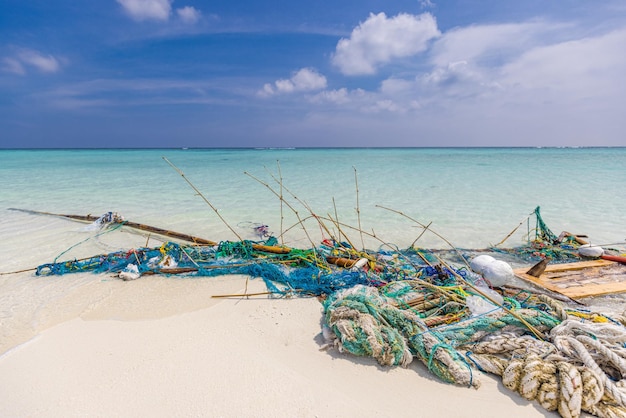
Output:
[[1, 0, 625, 148]]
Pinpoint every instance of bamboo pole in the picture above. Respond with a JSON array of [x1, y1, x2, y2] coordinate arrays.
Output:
[[163, 157, 244, 242], [493, 212, 533, 247], [376, 205, 472, 270], [277, 161, 285, 246], [11, 209, 219, 245], [211, 291, 282, 298], [10, 208, 294, 255], [244, 171, 317, 249], [332, 197, 342, 243], [353, 167, 365, 251]]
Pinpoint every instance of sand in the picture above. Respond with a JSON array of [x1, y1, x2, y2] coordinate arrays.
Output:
[[0, 276, 558, 418]]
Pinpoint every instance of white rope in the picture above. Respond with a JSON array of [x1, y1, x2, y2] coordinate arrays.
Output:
[[467, 335, 554, 356], [576, 335, 626, 375], [556, 361, 583, 418], [551, 319, 626, 345], [566, 336, 626, 408], [579, 367, 604, 411]]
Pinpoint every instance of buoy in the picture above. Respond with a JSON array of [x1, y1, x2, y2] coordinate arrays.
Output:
[[470, 255, 496, 274], [578, 244, 604, 258], [482, 260, 514, 287]]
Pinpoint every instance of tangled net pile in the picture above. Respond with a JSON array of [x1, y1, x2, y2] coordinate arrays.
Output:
[[33, 206, 626, 417], [323, 284, 626, 418], [491, 206, 596, 263]]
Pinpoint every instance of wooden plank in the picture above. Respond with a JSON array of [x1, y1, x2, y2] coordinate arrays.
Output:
[[513, 260, 626, 299], [550, 282, 626, 299], [536, 259, 615, 272]]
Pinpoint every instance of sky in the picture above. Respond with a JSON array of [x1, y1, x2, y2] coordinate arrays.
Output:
[[1, 0, 625, 148]]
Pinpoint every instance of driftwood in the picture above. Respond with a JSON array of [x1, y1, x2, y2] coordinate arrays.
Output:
[[10, 209, 368, 268]]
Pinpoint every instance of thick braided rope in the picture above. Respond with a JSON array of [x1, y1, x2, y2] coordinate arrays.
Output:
[[436, 309, 559, 345], [556, 361, 583, 418], [586, 402, 626, 418], [579, 367, 604, 411], [550, 319, 626, 345], [464, 334, 555, 356], [469, 350, 611, 416], [538, 294, 569, 321], [500, 355, 564, 411], [576, 335, 626, 376], [465, 353, 507, 376], [565, 336, 626, 409], [383, 300, 480, 388]]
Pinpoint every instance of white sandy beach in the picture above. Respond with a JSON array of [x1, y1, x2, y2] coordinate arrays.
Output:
[[0, 274, 558, 418]]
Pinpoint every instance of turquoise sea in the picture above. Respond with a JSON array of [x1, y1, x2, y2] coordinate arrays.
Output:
[[1, 147, 625, 355]]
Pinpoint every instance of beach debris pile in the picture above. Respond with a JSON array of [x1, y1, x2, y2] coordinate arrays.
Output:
[[323, 283, 626, 418], [23, 205, 626, 418]]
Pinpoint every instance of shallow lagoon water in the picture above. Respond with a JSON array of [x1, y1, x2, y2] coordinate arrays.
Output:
[[1, 147, 625, 355]]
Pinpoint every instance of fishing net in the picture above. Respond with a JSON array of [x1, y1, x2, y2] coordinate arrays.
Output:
[[28, 206, 626, 417], [490, 206, 600, 263]]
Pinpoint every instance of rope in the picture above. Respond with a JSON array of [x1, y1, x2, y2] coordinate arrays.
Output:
[[323, 284, 480, 388], [565, 336, 626, 408], [460, 309, 626, 418]]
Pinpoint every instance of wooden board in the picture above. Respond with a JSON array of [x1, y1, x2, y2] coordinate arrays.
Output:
[[514, 259, 626, 299]]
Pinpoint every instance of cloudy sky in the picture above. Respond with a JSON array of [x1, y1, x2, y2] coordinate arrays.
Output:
[[2, 0, 625, 148]]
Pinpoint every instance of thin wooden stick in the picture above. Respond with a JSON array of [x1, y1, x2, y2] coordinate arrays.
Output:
[[163, 157, 243, 242], [244, 171, 316, 249], [431, 252, 545, 341], [277, 160, 285, 246], [376, 205, 471, 270], [325, 213, 357, 252], [411, 221, 432, 248], [276, 215, 315, 241], [11, 208, 295, 255], [332, 197, 342, 243], [353, 167, 365, 250], [0, 267, 37, 275], [211, 291, 282, 298], [493, 212, 533, 247], [256, 167, 356, 260]]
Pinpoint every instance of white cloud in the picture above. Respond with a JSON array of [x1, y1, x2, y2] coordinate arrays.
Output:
[[260, 68, 327, 96], [2, 57, 25, 75], [380, 78, 414, 94], [429, 21, 563, 68], [177, 6, 201, 24], [332, 12, 440, 75], [372, 99, 403, 113], [302, 20, 626, 143], [313, 88, 350, 104], [2, 49, 61, 75], [18, 50, 61, 73], [499, 28, 626, 98], [117, 0, 172, 22]]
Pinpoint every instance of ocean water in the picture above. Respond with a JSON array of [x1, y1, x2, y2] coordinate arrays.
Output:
[[1, 147, 625, 355]]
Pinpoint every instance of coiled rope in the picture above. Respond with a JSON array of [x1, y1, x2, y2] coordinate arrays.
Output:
[[463, 298, 626, 418]]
